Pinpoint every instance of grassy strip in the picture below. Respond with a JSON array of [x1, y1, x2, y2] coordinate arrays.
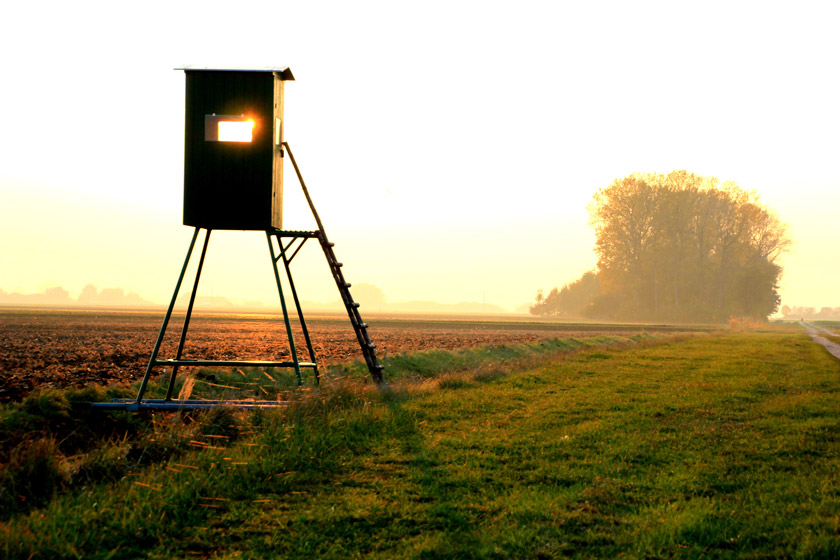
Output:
[[0, 333, 659, 522], [340, 332, 671, 382], [4, 330, 840, 557]]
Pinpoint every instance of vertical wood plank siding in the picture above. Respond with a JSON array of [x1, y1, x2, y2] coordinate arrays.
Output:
[[183, 70, 284, 230]]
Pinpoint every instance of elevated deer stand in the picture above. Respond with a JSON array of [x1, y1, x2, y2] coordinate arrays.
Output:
[[92, 67, 383, 411]]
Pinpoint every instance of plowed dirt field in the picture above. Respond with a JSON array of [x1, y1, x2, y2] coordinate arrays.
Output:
[[0, 307, 700, 401]]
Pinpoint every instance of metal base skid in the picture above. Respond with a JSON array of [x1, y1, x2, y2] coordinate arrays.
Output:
[[91, 399, 289, 411]]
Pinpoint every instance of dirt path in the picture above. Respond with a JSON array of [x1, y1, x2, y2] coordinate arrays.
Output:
[[802, 321, 840, 361]]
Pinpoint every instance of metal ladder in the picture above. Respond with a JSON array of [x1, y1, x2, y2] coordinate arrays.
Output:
[[315, 232, 384, 384], [283, 142, 384, 384]]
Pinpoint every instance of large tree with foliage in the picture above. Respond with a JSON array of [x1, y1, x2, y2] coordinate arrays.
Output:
[[584, 171, 789, 322]]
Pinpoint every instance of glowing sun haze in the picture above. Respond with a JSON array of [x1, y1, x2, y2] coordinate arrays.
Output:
[[1, 0, 838, 312]]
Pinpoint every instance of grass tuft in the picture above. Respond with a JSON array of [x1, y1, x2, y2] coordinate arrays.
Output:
[[0, 437, 67, 518], [437, 375, 472, 390], [195, 406, 242, 439]]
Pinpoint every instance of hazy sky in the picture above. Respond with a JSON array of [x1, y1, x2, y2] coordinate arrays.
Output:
[[1, 0, 838, 311]]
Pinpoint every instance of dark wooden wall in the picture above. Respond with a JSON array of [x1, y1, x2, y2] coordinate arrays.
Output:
[[183, 71, 283, 230]]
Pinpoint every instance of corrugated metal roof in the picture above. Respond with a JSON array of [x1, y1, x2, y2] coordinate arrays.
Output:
[[176, 66, 295, 80]]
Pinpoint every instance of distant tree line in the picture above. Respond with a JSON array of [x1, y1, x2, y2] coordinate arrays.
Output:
[[530, 271, 600, 317], [532, 171, 790, 322], [0, 285, 152, 307], [780, 306, 840, 321]]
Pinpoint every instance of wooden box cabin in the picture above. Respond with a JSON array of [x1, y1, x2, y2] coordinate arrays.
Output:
[[179, 66, 295, 230]]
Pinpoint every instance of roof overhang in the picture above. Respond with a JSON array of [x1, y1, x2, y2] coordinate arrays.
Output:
[[176, 66, 295, 81]]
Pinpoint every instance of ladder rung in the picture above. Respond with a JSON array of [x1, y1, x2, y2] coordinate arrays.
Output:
[[334, 262, 343, 267], [343, 282, 351, 288], [367, 343, 377, 349], [350, 302, 360, 308], [328, 242, 335, 247], [359, 323, 368, 328]]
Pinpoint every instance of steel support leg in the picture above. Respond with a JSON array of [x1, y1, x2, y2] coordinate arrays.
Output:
[[267, 233, 303, 385], [278, 237, 320, 384], [135, 228, 201, 404], [165, 229, 212, 400]]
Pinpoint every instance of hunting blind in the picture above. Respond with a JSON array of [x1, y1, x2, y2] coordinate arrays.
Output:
[[95, 66, 384, 411], [182, 67, 292, 230]]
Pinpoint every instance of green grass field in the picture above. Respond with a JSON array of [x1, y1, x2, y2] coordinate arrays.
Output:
[[3, 327, 840, 558]]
